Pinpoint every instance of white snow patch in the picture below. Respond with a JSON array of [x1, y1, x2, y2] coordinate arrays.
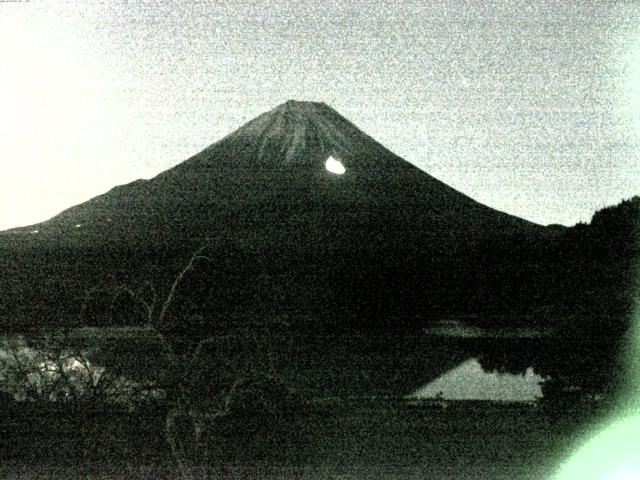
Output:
[[325, 156, 345, 174]]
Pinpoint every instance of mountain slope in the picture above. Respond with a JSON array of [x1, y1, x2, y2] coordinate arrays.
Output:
[[9, 100, 537, 238], [1, 100, 545, 330]]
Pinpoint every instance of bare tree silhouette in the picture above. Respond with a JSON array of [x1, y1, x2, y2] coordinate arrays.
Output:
[[106, 242, 291, 479]]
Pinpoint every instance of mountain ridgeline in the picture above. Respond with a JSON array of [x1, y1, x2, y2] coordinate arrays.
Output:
[[0, 101, 637, 338]]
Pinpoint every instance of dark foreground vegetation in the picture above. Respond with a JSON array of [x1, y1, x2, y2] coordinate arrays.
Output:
[[0, 324, 621, 479], [0, 397, 609, 480]]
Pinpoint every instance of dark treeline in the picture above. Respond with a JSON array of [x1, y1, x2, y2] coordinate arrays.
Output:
[[472, 196, 639, 396]]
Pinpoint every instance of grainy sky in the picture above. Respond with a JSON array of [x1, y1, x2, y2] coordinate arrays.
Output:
[[1, 0, 639, 230]]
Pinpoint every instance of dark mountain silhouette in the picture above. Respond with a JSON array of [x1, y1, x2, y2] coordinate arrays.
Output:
[[0, 101, 635, 344], [0, 100, 545, 332]]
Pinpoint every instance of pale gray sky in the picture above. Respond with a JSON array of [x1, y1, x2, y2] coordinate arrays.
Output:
[[1, 0, 639, 230]]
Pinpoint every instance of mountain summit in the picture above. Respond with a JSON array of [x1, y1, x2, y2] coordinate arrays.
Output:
[[1, 100, 543, 329], [195, 100, 391, 167]]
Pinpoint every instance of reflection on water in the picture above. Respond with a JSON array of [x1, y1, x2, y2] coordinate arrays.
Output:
[[2, 330, 552, 403], [423, 319, 555, 338], [0, 334, 162, 404], [407, 358, 545, 402]]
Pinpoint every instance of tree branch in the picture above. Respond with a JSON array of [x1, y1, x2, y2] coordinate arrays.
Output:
[[156, 244, 212, 330]]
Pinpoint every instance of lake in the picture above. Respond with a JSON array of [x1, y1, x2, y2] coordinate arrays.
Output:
[[0, 321, 618, 403]]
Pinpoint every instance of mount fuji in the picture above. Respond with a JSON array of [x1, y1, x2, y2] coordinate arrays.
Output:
[[1, 100, 549, 330]]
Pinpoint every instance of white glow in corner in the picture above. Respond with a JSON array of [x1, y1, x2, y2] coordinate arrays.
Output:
[[554, 416, 640, 480], [603, 464, 640, 480], [325, 156, 346, 175]]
